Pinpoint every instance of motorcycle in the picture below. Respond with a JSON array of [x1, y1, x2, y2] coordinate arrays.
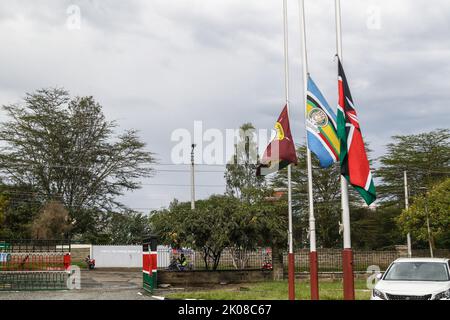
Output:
[[262, 256, 273, 271], [168, 256, 192, 271], [85, 255, 95, 270]]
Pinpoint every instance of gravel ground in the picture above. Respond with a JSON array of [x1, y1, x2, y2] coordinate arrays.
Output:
[[0, 270, 162, 300]]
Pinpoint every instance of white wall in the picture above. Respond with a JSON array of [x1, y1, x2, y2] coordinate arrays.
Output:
[[91, 245, 171, 268], [92, 245, 142, 268]]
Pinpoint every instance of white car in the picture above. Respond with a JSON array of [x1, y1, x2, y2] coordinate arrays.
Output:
[[371, 258, 450, 300]]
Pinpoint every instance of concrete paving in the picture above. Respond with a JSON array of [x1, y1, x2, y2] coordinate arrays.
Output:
[[0, 269, 160, 300]]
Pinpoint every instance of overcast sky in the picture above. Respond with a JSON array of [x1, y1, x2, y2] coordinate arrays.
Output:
[[0, 0, 449, 212]]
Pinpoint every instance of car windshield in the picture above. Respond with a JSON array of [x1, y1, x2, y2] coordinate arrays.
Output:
[[384, 262, 449, 281]]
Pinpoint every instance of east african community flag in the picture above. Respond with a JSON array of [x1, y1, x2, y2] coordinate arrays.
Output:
[[306, 76, 340, 168], [337, 58, 376, 205], [257, 105, 297, 176]]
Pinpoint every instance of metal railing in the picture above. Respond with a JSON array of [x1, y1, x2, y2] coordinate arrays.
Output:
[[161, 247, 450, 272], [0, 271, 69, 291]]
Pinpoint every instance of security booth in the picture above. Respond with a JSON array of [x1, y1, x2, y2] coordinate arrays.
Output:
[[142, 235, 158, 293]]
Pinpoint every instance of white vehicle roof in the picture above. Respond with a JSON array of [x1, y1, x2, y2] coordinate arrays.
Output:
[[393, 257, 449, 263]]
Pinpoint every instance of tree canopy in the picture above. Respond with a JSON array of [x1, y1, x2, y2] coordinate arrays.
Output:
[[0, 88, 155, 238], [397, 178, 450, 248], [377, 129, 450, 205], [224, 123, 265, 200]]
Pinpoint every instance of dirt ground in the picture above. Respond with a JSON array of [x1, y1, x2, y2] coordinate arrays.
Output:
[[0, 269, 170, 300]]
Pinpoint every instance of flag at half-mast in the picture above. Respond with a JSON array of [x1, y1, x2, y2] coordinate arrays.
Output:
[[257, 105, 297, 176], [337, 58, 376, 205], [306, 76, 340, 168]]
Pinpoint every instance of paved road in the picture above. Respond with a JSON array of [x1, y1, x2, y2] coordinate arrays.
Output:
[[0, 270, 160, 300]]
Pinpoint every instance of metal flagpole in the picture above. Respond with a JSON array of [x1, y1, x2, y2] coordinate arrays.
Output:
[[404, 171, 412, 257], [335, 0, 355, 300], [282, 0, 296, 301], [191, 144, 196, 210], [298, 0, 319, 300]]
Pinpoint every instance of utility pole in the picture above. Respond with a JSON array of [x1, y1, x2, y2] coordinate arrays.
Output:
[[191, 143, 196, 210], [424, 196, 434, 258], [415, 185, 434, 258], [404, 171, 412, 258]]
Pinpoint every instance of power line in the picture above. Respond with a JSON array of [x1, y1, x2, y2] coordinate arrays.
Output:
[[153, 163, 228, 167], [155, 169, 224, 173], [2, 196, 164, 211], [1, 160, 447, 172], [140, 183, 225, 187]]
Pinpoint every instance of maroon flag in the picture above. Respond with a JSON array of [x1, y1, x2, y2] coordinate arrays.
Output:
[[257, 105, 298, 176]]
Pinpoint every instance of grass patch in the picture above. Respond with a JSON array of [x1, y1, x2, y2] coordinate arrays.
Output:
[[165, 279, 371, 300]]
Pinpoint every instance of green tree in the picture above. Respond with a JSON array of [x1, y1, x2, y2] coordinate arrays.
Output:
[[149, 193, 287, 271], [397, 178, 450, 249], [350, 206, 404, 249], [0, 185, 41, 239], [224, 123, 265, 200], [273, 143, 405, 249], [150, 196, 237, 270], [0, 88, 155, 237], [228, 188, 287, 269], [377, 129, 450, 205], [0, 194, 8, 227], [107, 211, 151, 245], [223, 123, 289, 272]]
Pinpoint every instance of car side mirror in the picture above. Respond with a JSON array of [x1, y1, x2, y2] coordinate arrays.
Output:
[[376, 273, 383, 280]]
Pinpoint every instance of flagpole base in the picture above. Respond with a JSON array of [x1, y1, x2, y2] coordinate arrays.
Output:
[[342, 248, 355, 300], [288, 253, 295, 300], [309, 251, 319, 300]]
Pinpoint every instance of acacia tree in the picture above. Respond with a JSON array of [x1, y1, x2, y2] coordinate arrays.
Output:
[[377, 129, 450, 205], [0, 88, 155, 236], [375, 129, 449, 249]]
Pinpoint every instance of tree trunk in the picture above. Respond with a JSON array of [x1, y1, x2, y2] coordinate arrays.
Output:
[[213, 252, 222, 270], [203, 247, 209, 270], [272, 244, 284, 280]]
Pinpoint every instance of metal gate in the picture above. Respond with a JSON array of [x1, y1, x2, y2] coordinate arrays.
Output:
[[0, 239, 71, 291]]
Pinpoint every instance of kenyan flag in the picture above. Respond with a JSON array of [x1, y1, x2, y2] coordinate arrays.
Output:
[[337, 58, 376, 205]]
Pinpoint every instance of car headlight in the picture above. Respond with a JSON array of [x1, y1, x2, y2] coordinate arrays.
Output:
[[373, 289, 386, 300], [433, 289, 450, 300]]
